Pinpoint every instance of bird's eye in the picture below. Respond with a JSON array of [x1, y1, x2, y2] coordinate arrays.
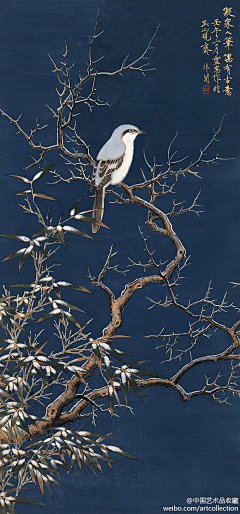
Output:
[[122, 128, 137, 137]]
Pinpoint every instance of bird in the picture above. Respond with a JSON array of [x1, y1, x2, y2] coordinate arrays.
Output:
[[91, 124, 146, 233]]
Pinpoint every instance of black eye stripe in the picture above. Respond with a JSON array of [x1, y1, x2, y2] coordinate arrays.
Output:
[[122, 128, 137, 136]]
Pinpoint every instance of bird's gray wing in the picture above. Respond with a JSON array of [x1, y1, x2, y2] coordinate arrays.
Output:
[[95, 155, 124, 189], [90, 162, 98, 192], [97, 139, 125, 160]]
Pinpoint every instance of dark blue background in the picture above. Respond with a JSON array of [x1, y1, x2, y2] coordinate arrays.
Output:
[[0, 0, 240, 512]]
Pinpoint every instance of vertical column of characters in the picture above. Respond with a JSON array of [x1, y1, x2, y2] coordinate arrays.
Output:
[[211, 18, 222, 93], [222, 7, 234, 96], [201, 20, 211, 94]]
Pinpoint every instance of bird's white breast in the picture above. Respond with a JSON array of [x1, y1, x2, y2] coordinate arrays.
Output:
[[110, 140, 134, 185]]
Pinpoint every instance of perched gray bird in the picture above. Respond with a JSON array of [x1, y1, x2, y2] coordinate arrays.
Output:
[[91, 124, 145, 233]]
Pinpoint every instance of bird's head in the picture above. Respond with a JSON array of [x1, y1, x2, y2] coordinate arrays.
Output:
[[96, 124, 146, 161], [109, 124, 146, 145], [120, 124, 146, 144]]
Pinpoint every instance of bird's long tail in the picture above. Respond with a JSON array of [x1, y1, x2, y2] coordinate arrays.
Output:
[[92, 187, 105, 233]]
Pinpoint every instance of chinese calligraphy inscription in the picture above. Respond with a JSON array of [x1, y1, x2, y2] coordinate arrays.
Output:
[[201, 7, 234, 95]]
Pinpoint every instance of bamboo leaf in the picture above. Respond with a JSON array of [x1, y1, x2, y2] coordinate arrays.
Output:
[[34, 193, 57, 201], [32, 162, 61, 182], [55, 460, 76, 474], [13, 460, 26, 477], [108, 384, 114, 419], [91, 342, 102, 363], [35, 235, 58, 243], [5, 501, 15, 514], [82, 455, 98, 476], [72, 430, 107, 439], [35, 367, 48, 383], [70, 196, 82, 216], [114, 388, 121, 409], [64, 311, 82, 329], [55, 299, 86, 313], [121, 371, 129, 408], [106, 445, 142, 462], [45, 359, 65, 372], [62, 225, 93, 239], [32, 227, 54, 237], [19, 246, 34, 271], [126, 372, 143, 402], [0, 296, 14, 303], [14, 190, 32, 196], [99, 343, 126, 363], [1, 234, 30, 242], [0, 390, 15, 400], [9, 283, 34, 288], [74, 214, 109, 229], [45, 478, 53, 496], [83, 451, 102, 472], [33, 241, 47, 256], [104, 356, 113, 381], [0, 501, 7, 514], [57, 226, 65, 246], [11, 320, 25, 331], [8, 175, 30, 183], [36, 469, 44, 497], [35, 309, 62, 323], [126, 360, 150, 367], [134, 369, 166, 378], [57, 281, 91, 293], [2, 249, 25, 263], [13, 497, 44, 505], [105, 335, 132, 339]]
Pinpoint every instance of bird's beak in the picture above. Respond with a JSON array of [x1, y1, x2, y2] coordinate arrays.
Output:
[[138, 129, 147, 134]]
